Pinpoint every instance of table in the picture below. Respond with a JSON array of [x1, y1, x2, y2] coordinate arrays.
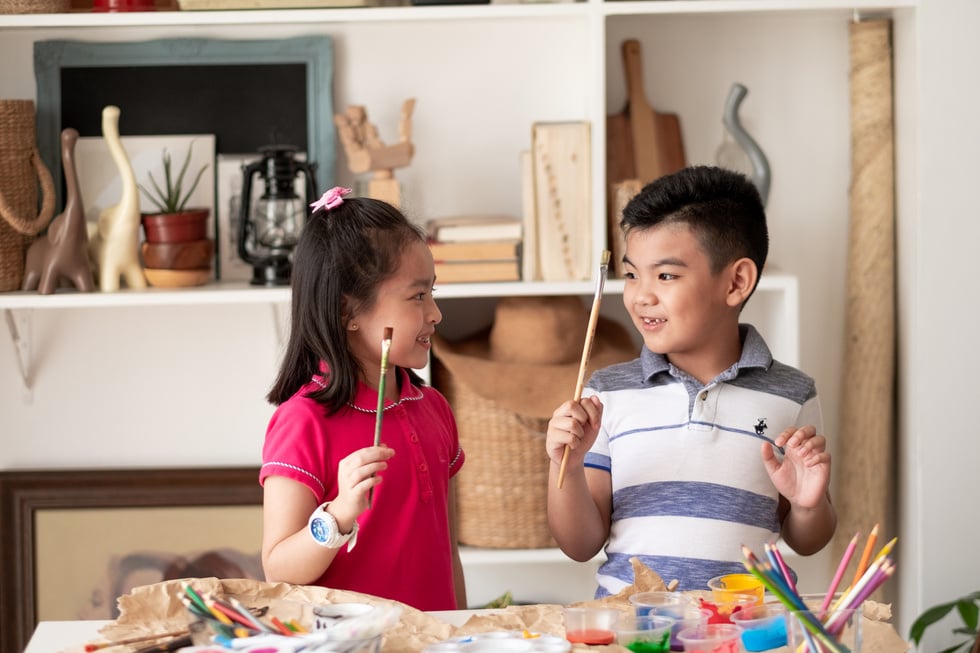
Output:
[[26, 611, 479, 653]]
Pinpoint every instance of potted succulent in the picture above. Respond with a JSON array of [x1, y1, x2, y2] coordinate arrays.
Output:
[[139, 143, 214, 286], [909, 591, 980, 653], [140, 144, 209, 242]]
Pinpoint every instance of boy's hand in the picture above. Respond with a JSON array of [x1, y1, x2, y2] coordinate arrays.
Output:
[[545, 395, 603, 467], [761, 425, 830, 510], [331, 445, 395, 525]]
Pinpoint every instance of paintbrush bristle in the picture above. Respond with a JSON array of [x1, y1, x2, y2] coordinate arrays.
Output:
[[600, 249, 611, 266], [383, 326, 393, 341]]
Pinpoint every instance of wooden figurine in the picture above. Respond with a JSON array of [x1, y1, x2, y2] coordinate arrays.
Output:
[[334, 99, 415, 207], [87, 105, 146, 291], [22, 128, 96, 294]]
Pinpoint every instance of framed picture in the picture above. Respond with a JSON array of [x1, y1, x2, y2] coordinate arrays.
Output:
[[34, 36, 334, 209], [0, 468, 263, 653]]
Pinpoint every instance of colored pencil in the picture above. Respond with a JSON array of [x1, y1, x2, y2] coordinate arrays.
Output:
[[848, 523, 879, 590], [821, 532, 859, 613], [767, 541, 798, 594], [229, 596, 273, 633], [872, 536, 898, 564], [368, 326, 393, 507], [557, 250, 610, 490], [180, 581, 210, 615]]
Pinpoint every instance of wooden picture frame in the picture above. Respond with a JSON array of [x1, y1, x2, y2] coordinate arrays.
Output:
[[0, 467, 262, 653], [33, 36, 334, 208]]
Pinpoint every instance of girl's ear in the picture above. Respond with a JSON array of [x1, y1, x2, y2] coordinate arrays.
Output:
[[726, 257, 758, 308]]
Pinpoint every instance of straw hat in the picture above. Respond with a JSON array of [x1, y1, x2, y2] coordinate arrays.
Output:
[[432, 296, 638, 419]]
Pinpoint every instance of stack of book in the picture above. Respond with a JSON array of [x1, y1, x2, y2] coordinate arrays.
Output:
[[425, 215, 522, 283]]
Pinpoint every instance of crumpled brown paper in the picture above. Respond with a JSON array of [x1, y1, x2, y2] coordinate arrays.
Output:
[[96, 558, 909, 652]]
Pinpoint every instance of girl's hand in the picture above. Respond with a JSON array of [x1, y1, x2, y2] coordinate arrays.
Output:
[[761, 425, 831, 510], [545, 395, 603, 467], [330, 445, 395, 525]]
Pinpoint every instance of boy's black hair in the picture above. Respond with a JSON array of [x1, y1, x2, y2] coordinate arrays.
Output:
[[267, 197, 427, 413], [620, 165, 769, 281]]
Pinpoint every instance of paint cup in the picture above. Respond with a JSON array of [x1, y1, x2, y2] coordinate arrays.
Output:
[[614, 614, 675, 653], [562, 607, 621, 645], [629, 592, 697, 619], [729, 603, 787, 651], [698, 593, 759, 624], [706, 573, 765, 609], [676, 624, 743, 653], [787, 608, 862, 653]]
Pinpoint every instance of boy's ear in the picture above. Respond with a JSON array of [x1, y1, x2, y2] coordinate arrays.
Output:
[[726, 257, 758, 307]]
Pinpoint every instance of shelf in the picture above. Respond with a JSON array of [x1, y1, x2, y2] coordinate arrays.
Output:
[[0, 0, 916, 29], [0, 272, 795, 310]]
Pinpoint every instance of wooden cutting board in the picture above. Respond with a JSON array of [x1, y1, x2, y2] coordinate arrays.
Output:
[[606, 39, 687, 187]]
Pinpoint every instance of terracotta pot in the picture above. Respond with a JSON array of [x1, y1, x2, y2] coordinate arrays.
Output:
[[141, 208, 209, 244], [141, 238, 213, 270]]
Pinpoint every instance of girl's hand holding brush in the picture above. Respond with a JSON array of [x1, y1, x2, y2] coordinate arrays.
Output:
[[331, 445, 395, 524]]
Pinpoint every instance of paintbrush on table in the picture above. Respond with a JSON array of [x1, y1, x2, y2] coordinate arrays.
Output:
[[368, 326, 393, 507], [557, 250, 611, 489]]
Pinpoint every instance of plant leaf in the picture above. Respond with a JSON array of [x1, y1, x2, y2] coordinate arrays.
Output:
[[957, 599, 979, 632], [177, 163, 209, 212], [936, 642, 968, 653], [911, 602, 959, 644]]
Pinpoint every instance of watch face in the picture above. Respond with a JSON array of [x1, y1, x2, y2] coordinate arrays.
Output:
[[310, 517, 330, 543]]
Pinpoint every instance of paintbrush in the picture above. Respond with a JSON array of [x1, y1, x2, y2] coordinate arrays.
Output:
[[84, 629, 188, 652], [368, 326, 393, 507], [557, 250, 611, 489]]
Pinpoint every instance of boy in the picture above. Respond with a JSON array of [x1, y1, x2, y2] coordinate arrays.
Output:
[[546, 166, 836, 594]]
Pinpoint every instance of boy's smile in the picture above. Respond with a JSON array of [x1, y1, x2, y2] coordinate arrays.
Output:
[[622, 223, 747, 384]]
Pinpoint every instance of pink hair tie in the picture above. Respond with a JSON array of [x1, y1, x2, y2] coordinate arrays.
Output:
[[310, 186, 353, 212]]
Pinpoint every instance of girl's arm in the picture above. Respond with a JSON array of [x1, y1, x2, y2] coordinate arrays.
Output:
[[261, 475, 347, 584], [448, 477, 468, 609]]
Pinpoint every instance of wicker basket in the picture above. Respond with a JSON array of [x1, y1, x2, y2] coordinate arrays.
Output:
[[0, 100, 55, 291], [434, 359, 556, 549], [0, 0, 70, 13]]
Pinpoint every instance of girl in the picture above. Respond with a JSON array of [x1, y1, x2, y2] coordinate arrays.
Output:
[[259, 187, 467, 611]]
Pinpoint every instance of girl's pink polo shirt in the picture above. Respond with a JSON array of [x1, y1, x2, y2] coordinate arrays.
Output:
[[260, 368, 464, 611]]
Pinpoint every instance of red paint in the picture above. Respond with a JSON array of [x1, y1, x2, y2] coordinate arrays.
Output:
[[566, 628, 616, 645]]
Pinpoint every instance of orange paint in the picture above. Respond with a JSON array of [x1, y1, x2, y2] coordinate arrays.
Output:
[[566, 628, 616, 645]]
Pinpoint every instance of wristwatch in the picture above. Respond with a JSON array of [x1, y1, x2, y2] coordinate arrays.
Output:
[[308, 502, 359, 551]]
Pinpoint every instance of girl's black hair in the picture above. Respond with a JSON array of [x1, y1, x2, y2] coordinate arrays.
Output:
[[266, 196, 428, 414]]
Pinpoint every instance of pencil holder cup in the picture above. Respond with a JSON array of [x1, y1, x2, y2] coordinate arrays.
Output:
[[787, 608, 863, 653], [675, 624, 742, 653], [729, 603, 787, 651], [614, 614, 675, 653]]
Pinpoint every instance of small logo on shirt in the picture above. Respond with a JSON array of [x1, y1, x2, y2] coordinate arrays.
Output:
[[754, 418, 768, 436]]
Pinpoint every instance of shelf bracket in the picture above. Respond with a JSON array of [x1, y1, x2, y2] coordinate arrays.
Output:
[[4, 308, 34, 403]]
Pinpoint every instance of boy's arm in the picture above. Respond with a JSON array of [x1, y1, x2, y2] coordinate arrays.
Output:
[[547, 462, 612, 561], [545, 396, 612, 561], [779, 491, 836, 555]]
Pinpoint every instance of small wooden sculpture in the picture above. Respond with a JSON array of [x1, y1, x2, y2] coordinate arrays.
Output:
[[22, 128, 96, 294], [88, 105, 146, 291], [334, 99, 415, 207]]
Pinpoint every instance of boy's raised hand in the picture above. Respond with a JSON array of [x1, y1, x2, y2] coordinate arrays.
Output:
[[761, 425, 831, 510], [546, 395, 603, 468]]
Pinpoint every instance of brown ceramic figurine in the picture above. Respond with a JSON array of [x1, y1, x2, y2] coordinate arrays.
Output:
[[22, 128, 96, 294]]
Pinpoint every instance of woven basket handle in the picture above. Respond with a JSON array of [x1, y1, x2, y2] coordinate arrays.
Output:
[[0, 146, 56, 236]]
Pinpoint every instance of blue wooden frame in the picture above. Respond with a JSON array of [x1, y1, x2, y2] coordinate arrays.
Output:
[[33, 36, 334, 205]]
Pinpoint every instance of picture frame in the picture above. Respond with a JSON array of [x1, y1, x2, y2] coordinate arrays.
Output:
[[33, 36, 334, 209], [0, 468, 263, 653]]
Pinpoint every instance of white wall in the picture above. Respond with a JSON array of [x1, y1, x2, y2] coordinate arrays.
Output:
[[897, 1, 980, 651]]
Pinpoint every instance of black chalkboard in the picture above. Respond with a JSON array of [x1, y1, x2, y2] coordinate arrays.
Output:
[[60, 64, 308, 154]]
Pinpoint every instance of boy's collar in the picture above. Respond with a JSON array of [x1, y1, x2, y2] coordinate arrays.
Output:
[[641, 324, 773, 382]]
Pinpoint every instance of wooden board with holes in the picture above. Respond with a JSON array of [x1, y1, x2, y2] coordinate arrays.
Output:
[[531, 121, 592, 282]]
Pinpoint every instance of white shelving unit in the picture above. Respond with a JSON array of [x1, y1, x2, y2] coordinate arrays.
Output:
[[0, 0, 917, 607]]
